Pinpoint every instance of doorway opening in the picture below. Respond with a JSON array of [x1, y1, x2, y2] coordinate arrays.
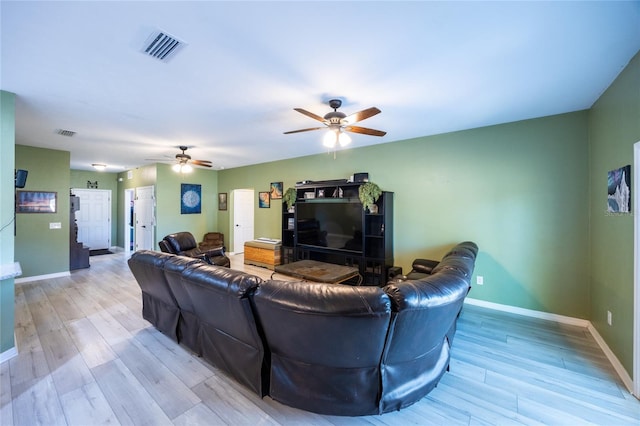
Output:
[[124, 188, 135, 253]]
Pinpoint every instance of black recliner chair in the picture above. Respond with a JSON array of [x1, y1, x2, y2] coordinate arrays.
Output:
[[159, 232, 231, 267]]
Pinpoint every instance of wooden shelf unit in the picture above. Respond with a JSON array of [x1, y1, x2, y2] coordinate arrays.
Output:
[[281, 180, 393, 286]]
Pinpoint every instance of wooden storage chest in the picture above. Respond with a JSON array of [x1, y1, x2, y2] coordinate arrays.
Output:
[[244, 240, 282, 270]]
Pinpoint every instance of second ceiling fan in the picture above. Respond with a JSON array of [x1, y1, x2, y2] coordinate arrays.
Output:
[[284, 99, 386, 147]]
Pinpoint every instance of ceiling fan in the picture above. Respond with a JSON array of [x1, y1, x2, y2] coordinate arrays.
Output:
[[148, 146, 212, 172], [284, 99, 386, 148]]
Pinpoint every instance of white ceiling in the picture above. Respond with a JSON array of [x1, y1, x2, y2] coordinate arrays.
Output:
[[2, 1, 639, 171]]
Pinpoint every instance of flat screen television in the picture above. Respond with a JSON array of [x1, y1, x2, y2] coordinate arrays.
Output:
[[296, 200, 363, 253]]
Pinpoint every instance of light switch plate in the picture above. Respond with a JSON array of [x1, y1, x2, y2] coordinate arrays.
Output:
[[49, 222, 62, 229]]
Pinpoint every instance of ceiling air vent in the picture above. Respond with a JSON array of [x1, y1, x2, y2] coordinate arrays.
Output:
[[55, 129, 76, 137], [142, 30, 185, 62]]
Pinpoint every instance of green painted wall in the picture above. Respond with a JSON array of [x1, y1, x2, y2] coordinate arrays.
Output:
[[588, 51, 640, 376], [219, 111, 590, 319], [155, 163, 218, 246], [70, 169, 119, 245], [0, 91, 16, 354], [15, 145, 70, 277], [115, 164, 218, 250]]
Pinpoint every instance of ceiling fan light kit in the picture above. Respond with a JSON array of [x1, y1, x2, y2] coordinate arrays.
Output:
[[284, 98, 386, 151], [323, 129, 351, 148], [172, 163, 193, 173], [146, 145, 213, 172]]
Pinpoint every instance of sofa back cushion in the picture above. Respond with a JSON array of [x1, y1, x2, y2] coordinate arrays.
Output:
[[380, 272, 470, 413], [252, 280, 391, 416], [181, 263, 265, 395], [163, 255, 206, 353], [127, 250, 180, 339], [164, 232, 198, 254]]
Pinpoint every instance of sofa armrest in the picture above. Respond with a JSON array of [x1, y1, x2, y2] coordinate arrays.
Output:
[[411, 258, 440, 275], [202, 246, 226, 257]]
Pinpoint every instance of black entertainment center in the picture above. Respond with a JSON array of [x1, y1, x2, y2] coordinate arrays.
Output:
[[281, 179, 393, 286]]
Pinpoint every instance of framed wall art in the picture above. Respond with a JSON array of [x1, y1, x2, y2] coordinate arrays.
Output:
[[607, 165, 631, 213], [16, 191, 57, 213], [259, 191, 270, 208], [270, 182, 283, 199], [218, 192, 227, 210], [181, 183, 202, 214]]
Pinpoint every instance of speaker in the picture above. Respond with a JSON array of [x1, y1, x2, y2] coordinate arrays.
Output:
[[354, 172, 369, 183], [15, 169, 28, 188]]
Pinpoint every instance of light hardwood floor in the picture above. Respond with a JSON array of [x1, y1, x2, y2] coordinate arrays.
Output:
[[2, 251, 639, 425]]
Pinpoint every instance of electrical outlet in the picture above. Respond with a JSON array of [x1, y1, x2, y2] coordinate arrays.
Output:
[[607, 311, 612, 326], [476, 276, 484, 285]]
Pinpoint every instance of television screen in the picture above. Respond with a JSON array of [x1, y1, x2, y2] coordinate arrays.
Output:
[[296, 201, 363, 252]]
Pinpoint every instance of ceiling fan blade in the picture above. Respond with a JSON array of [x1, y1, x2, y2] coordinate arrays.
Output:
[[344, 125, 387, 137], [145, 158, 173, 162], [284, 127, 325, 134], [344, 107, 381, 124], [191, 160, 212, 167], [294, 108, 326, 123]]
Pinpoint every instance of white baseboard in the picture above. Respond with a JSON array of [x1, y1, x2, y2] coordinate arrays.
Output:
[[0, 335, 18, 363], [465, 297, 633, 394], [465, 298, 590, 327], [15, 271, 70, 284]]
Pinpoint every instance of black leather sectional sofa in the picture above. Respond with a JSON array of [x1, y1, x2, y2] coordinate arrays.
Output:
[[127, 241, 478, 416]]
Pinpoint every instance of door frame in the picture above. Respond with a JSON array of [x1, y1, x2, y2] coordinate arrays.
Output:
[[124, 188, 135, 253], [634, 140, 639, 397]]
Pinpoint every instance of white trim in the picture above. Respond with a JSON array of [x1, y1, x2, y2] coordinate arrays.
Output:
[[465, 297, 634, 395], [15, 271, 70, 284], [589, 322, 634, 393], [0, 334, 18, 363], [465, 297, 590, 327], [634, 140, 640, 397]]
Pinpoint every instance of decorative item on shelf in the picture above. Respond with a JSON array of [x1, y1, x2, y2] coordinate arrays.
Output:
[[284, 187, 297, 211], [358, 181, 382, 213]]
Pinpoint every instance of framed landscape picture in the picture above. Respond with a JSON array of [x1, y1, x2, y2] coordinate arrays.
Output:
[[16, 191, 57, 213]]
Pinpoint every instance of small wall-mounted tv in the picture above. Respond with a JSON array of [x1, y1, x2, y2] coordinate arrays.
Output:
[[296, 200, 363, 253], [15, 169, 28, 188]]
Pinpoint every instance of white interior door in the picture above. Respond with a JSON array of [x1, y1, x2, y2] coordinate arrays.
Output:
[[232, 189, 254, 253], [124, 188, 135, 252], [72, 188, 111, 250], [135, 185, 155, 251]]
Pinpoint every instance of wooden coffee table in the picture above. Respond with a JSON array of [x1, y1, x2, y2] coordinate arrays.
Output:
[[275, 260, 360, 284]]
